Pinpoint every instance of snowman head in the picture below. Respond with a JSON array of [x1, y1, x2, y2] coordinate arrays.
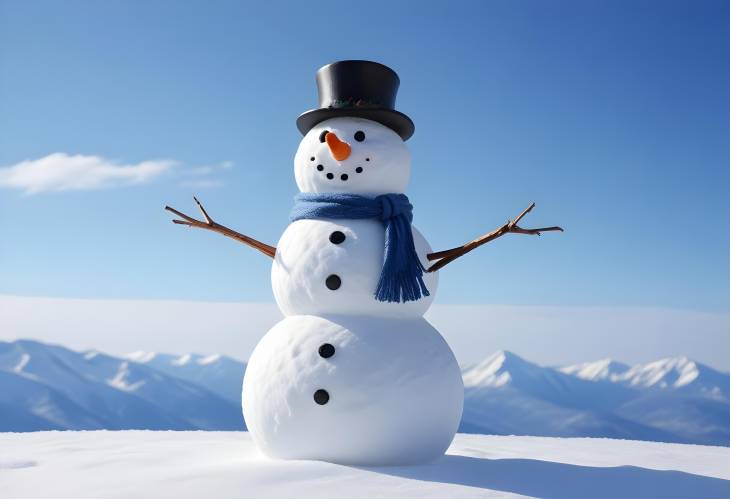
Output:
[[294, 117, 411, 196]]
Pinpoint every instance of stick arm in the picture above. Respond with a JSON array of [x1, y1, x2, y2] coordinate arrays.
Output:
[[426, 202, 562, 272], [165, 197, 276, 259]]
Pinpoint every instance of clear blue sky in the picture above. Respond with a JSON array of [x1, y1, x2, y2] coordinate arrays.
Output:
[[1, 0, 728, 312]]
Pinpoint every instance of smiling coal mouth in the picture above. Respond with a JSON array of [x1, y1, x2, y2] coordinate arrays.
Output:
[[311, 156, 368, 182]]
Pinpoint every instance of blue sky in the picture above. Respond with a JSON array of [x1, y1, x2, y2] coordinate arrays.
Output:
[[1, 0, 729, 313]]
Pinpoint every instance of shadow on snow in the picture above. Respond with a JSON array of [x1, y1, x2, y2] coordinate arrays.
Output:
[[363, 454, 730, 499]]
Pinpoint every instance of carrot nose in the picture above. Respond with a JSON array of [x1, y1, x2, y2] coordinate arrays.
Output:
[[325, 132, 351, 161]]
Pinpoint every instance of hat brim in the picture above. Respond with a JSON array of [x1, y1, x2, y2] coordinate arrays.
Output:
[[296, 108, 414, 141]]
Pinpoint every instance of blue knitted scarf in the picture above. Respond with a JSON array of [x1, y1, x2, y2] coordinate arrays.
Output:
[[290, 192, 430, 303]]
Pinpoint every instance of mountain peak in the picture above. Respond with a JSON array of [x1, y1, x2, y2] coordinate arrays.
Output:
[[560, 358, 631, 381], [617, 356, 702, 389], [126, 351, 157, 363], [198, 354, 222, 365], [483, 349, 525, 366], [462, 350, 531, 388], [125, 351, 231, 367], [172, 354, 192, 366]]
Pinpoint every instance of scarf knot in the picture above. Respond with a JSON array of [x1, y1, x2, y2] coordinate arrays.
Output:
[[376, 193, 412, 222], [290, 192, 430, 303]]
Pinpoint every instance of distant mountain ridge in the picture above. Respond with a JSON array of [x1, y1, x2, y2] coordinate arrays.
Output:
[[1, 340, 728, 446], [123, 350, 245, 404], [0, 340, 245, 432], [461, 350, 730, 446], [560, 355, 730, 395]]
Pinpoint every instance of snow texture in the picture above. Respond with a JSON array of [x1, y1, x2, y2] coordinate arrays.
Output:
[[243, 315, 463, 465], [1, 431, 728, 499]]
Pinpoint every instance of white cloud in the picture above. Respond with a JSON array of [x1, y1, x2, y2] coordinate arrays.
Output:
[[0, 153, 177, 194]]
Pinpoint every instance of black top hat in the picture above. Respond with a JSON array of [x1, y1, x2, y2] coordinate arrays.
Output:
[[296, 60, 414, 141]]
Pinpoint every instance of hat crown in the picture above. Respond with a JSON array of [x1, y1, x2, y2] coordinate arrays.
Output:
[[297, 60, 414, 140], [316, 60, 400, 111]]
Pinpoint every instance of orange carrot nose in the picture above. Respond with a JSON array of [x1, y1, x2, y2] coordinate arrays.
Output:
[[325, 132, 351, 161]]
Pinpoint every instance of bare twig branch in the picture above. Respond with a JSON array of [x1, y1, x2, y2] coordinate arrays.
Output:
[[193, 196, 213, 224], [510, 226, 563, 235], [511, 202, 535, 227], [165, 205, 198, 224], [165, 198, 276, 259], [426, 203, 562, 272]]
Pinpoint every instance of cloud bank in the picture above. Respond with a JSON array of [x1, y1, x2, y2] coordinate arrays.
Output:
[[0, 153, 176, 194], [0, 154, 235, 194]]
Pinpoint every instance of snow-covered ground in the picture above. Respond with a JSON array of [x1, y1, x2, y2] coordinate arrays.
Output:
[[1, 431, 728, 498]]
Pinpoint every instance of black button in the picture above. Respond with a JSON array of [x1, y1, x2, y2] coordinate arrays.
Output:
[[325, 274, 341, 290], [319, 343, 335, 358], [313, 389, 329, 405], [326, 172, 334, 179], [355, 166, 363, 173], [329, 231, 346, 244]]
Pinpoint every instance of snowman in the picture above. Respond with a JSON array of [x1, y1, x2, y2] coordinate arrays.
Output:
[[166, 60, 561, 465]]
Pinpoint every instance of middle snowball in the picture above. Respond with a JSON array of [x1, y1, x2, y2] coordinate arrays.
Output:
[[272, 218, 438, 318]]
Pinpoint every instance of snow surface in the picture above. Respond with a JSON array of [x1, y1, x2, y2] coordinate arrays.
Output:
[[1, 431, 728, 499]]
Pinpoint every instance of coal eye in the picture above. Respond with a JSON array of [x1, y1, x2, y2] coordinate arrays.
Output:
[[354, 131, 365, 142], [319, 130, 329, 143]]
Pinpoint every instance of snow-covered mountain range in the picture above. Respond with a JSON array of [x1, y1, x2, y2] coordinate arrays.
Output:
[[0, 340, 245, 431], [1, 340, 728, 446], [461, 350, 730, 446]]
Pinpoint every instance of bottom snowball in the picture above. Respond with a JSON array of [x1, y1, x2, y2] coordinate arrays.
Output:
[[242, 314, 463, 465]]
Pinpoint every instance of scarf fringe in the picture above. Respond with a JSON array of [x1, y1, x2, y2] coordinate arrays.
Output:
[[375, 268, 430, 303], [374, 211, 431, 303]]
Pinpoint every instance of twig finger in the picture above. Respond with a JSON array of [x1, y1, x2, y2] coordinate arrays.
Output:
[[193, 196, 213, 224], [165, 205, 199, 224]]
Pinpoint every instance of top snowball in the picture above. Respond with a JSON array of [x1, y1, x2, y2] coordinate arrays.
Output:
[[294, 117, 411, 196], [293, 61, 415, 196]]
